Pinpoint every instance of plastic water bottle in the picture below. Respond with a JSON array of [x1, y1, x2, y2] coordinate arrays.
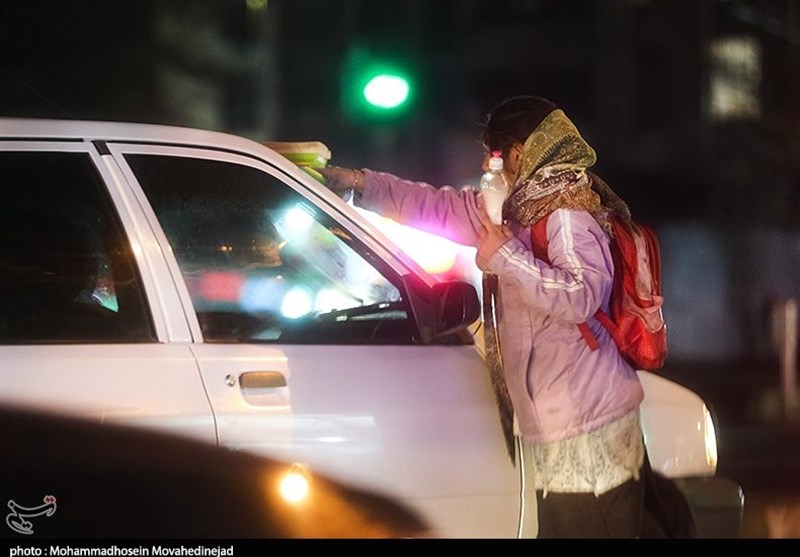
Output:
[[480, 150, 509, 225]]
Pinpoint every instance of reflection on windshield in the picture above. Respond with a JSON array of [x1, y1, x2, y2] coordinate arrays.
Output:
[[177, 203, 403, 341], [129, 154, 411, 344]]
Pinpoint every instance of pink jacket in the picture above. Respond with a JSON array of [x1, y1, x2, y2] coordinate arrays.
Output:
[[361, 170, 644, 443]]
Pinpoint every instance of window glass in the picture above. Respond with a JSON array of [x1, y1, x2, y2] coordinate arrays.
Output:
[[0, 152, 155, 344], [708, 36, 762, 121], [127, 154, 414, 344]]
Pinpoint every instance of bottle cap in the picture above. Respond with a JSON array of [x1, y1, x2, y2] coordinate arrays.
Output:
[[488, 150, 503, 171]]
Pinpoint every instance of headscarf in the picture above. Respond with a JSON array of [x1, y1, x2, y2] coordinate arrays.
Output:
[[503, 108, 626, 229]]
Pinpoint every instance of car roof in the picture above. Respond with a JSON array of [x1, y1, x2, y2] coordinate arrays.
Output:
[[0, 117, 267, 154]]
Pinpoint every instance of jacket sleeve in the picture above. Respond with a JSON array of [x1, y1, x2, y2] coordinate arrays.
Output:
[[359, 170, 483, 246], [484, 209, 614, 323]]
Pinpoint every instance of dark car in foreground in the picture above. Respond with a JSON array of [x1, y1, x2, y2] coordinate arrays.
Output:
[[0, 406, 431, 539]]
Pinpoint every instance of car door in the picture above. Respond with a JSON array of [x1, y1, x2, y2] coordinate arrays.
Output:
[[0, 141, 216, 443], [112, 142, 522, 538]]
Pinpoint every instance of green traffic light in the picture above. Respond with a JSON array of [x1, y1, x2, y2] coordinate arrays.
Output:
[[363, 74, 410, 109], [341, 47, 414, 120]]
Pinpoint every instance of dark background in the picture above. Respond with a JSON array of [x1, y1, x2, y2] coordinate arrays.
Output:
[[2, 0, 800, 429]]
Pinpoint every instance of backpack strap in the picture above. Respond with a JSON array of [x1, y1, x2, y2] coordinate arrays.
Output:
[[578, 322, 600, 350], [530, 217, 549, 260], [530, 215, 600, 352]]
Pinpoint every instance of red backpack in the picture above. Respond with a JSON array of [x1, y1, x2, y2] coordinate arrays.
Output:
[[531, 213, 667, 371]]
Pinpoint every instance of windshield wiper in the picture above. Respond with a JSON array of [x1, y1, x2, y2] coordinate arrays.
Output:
[[313, 300, 406, 322]]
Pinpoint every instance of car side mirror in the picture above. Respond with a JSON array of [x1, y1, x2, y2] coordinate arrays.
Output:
[[430, 281, 481, 340]]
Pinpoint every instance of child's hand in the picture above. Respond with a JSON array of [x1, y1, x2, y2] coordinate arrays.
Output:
[[318, 166, 365, 195], [475, 202, 513, 271]]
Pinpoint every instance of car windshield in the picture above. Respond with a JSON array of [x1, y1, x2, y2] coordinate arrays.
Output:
[[127, 154, 412, 344]]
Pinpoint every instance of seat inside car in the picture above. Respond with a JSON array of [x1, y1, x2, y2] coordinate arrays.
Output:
[[0, 212, 121, 343]]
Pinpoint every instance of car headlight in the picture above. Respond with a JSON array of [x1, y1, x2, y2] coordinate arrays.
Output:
[[279, 463, 311, 504], [703, 405, 719, 471]]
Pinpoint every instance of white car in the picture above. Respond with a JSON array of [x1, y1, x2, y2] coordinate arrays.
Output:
[[0, 118, 742, 538]]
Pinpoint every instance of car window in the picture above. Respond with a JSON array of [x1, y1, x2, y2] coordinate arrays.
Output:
[[127, 154, 416, 344], [0, 151, 155, 344]]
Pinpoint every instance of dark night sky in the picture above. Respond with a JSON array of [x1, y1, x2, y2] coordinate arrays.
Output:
[[3, 1, 798, 226]]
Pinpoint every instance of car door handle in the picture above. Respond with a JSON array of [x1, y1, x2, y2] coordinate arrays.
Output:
[[239, 371, 287, 389]]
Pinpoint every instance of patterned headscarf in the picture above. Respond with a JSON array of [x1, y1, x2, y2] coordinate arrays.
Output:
[[502, 109, 632, 230]]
